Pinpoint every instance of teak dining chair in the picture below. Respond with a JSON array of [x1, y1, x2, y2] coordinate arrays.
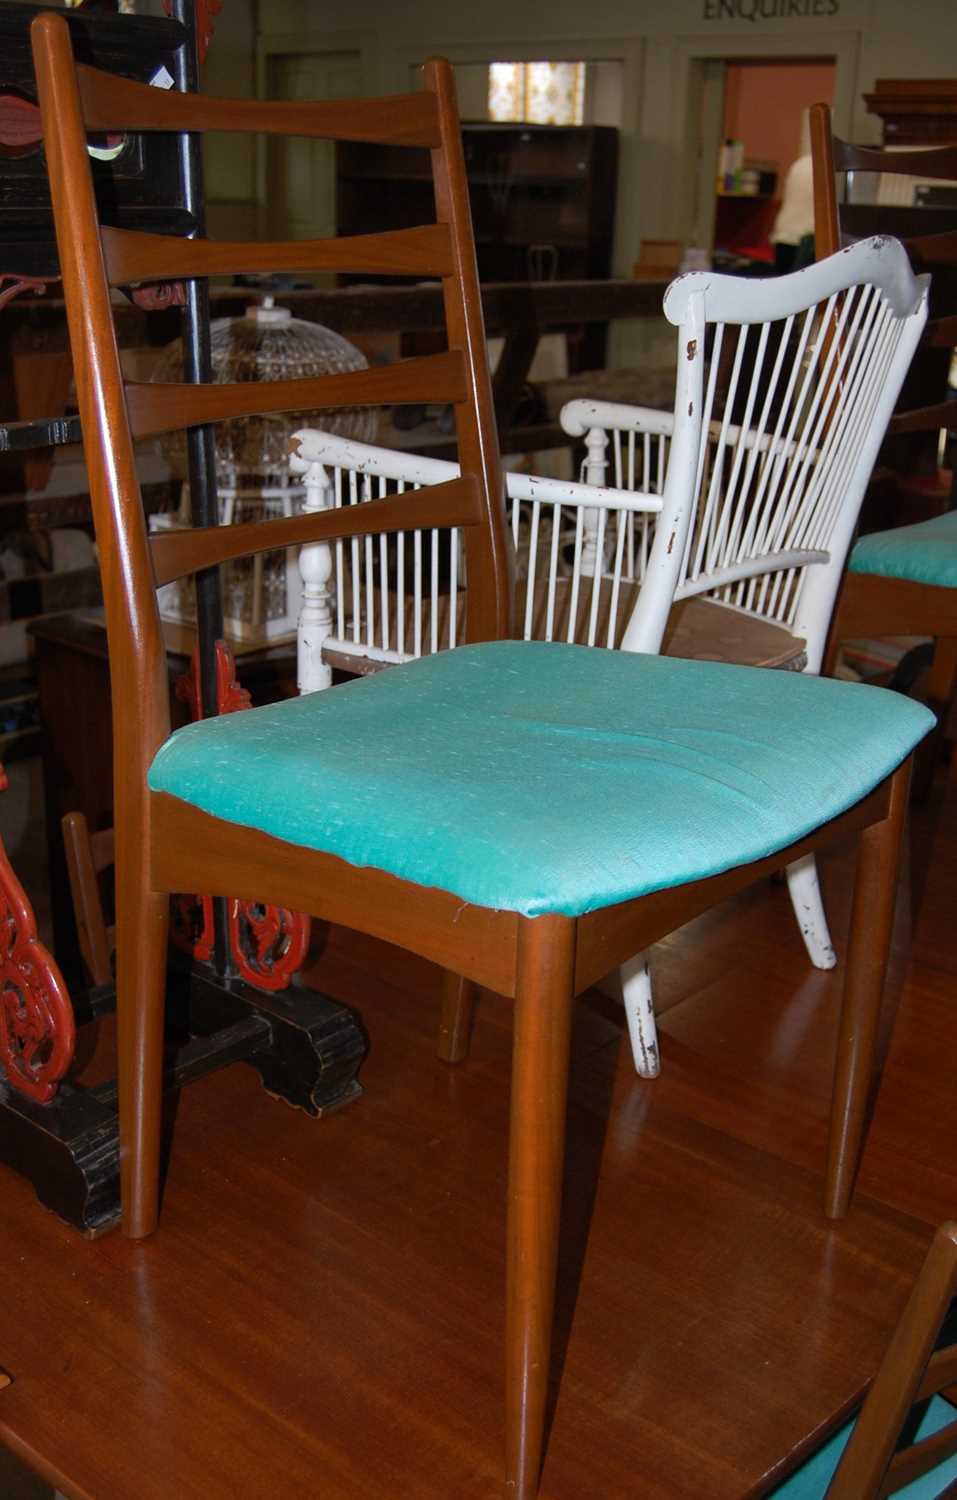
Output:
[[771, 1220, 957, 1498], [810, 102, 957, 737], [33, 14, 935, 1495]]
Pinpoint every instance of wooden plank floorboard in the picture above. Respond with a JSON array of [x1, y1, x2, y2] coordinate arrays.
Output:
[[0, 772, 953, 1498]]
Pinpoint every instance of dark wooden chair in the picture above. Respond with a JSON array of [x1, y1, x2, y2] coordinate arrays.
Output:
[[61, 812, 114, 988], [810, 102, 957, 728], [32, 14, 934, 1495], [771, 1220, 957, 1497]]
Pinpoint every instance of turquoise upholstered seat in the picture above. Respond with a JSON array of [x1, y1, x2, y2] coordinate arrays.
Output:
[[148, 641, 934, 919], [771, 1393, 957, 1498], [849, 510, 957, 589]]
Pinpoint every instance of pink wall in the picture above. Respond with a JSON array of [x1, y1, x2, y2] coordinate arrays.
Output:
[[722, 58, 835, 180]]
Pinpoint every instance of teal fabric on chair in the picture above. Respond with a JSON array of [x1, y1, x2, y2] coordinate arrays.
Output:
[[849, 511, 957, 589], [771, 1393, 957, 1498], [148, 641, 934, 919]]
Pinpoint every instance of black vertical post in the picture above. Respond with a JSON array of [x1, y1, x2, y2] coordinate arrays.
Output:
[[171, 0, 231, 974]]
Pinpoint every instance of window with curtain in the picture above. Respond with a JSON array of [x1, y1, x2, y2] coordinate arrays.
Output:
[[488, 62, 586, 127]]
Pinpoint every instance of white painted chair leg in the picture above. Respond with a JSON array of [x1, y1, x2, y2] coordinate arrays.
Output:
[[617, 952, 661, 1078], [785, 853, 837, 970]]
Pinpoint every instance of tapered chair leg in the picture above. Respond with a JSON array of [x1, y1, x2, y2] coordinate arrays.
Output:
[[825, 760, 910, 1219], [116, 872, 170, 1240], [505, 915, 576, 1500], [437, 971, 479, 1063]]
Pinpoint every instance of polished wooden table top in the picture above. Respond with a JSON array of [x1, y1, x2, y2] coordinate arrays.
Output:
[[0, 772, 954, 1498]]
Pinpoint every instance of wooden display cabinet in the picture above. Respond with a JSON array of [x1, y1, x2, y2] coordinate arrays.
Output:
[[336, 122, 618, 370]]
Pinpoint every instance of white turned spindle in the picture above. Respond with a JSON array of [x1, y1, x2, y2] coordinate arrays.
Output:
[[297, 461, 336, 694], [580, 427, 609, 578]]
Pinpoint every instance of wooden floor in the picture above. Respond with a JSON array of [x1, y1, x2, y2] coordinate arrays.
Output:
[[0, 768, 955, 1499]]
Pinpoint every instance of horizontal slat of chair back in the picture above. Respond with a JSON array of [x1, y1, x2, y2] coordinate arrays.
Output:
[[101, 225, 455, 285], [126, 352, 467, 440], [890, 399, 957, 434], [76, 62, 442, 145], [150, 474, 481, 587], [916, 1345, 957, 1404], [929, 314, 957, 347], [904, 233, 957, 268], [829, 137, 957, 181], [881, 1415, 957, 1493]]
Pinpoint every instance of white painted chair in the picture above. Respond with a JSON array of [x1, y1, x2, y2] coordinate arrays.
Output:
[[287, 441, 668, 693], [291, 237, 927, 1079], [289, 434, 805, 694], [561, 235, 928, 1073]]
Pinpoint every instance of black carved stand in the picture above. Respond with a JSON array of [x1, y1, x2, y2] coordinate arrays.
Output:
[[0, 970, 365, 1237]]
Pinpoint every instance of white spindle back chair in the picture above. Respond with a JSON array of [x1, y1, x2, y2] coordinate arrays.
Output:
[[561, 235, 929, 1075], [291, 238, 927, 1080], [288, 435, 669, 693]]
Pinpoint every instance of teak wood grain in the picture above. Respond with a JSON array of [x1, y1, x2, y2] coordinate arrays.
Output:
[[30, 14, 927, 1496], [76, 62, 444, 144], [126, 351, 468, 440], [148, 473, 481, 587], [101, 222, 455, 283]]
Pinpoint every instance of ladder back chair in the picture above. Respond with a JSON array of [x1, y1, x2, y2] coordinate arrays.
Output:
[[558, 237, 929, 1076], [33, 14, 935, 1495], [772, 1220, 957, 1497], [810, 101, 957, 739]]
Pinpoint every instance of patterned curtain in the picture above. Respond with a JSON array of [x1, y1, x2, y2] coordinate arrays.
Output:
[[488, 62, 585, 126]]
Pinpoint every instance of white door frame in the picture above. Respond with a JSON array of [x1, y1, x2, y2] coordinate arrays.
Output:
[[254, 29, 380, 233], [669, 29, 861, 250]]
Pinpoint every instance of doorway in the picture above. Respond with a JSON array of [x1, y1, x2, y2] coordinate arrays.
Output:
[[265, 50, 363, 250], [693, 55, 836, 270]]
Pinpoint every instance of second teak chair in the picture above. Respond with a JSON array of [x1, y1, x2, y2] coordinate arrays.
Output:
[[32, 13, 935, 1496]]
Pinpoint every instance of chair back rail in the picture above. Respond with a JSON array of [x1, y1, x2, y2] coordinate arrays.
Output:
[[75, 62, 443, 144], [562, 238, 928, 671], [809, 104, 957, 267], [30, 9, 510, 796], [126, 352, 468, 440], [810, 100, 957, 448], [101, 224, 457, 283]]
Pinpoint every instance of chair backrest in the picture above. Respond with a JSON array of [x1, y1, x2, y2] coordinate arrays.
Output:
[[30, 11, 510, 788], [809, 101, 957, 452], [288, 429, 662, 680], [809, 101, 957, 265], [826, 1220, 957, 1499], [562, 237, 928, 672]]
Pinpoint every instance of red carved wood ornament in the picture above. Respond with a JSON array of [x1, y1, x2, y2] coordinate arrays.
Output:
[[162, 0, 223, 65], [0, 768, 76, 1102], [173, 642, 310, 987]]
